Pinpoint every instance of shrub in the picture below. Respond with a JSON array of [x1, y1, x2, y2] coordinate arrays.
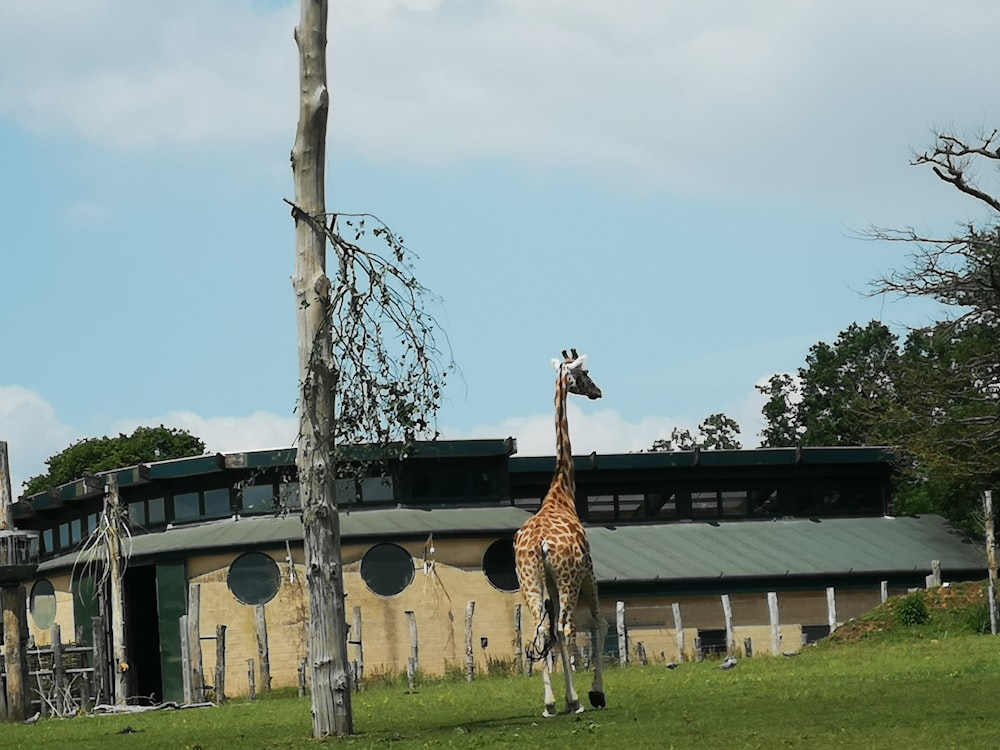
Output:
[[897, 593, 930, 626]]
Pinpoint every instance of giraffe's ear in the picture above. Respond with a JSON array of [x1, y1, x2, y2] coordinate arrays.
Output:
[[552, 358, 563, 371], [567, 354, 588, 371]]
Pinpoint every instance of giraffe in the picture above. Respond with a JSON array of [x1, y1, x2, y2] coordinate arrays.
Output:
[[514, 348, 608, 717]]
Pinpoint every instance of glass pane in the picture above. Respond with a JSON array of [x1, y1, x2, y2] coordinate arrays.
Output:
[[360, 543, 414, 596], [148, 497, 165, 525], [29, 579, 57, 629], [360, 476, 393, 503], [335, 479, 356, 505], [204, 488, 231, 518], [173, 492, 199, 521], [482, 538, 518, 592], [70, 518, 82, 544], [59, 524, 70, 548], [129, 502, 145, 526], [279, 481, 301, 509], [242, 484, 275, 513], [42, 528, 54, 555], [227, 552, 281, 605]]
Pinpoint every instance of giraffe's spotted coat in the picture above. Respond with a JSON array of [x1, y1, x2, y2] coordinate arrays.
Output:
[[514, 351, 608, 717]]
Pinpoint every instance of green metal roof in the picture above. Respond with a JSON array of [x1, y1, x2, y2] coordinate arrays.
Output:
[[37, 506, 983, 586], [587, 515, 984, 583], [36, 506, 533, 572]]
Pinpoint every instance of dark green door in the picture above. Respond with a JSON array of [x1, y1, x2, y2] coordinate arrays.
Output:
[[155, 562, 187, 703]]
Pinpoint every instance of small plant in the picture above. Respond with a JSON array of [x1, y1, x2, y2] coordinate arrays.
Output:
[[897, 593, 930, 626]]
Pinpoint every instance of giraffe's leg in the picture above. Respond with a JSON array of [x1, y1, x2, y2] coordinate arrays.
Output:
[[542, 651, 557, 718], [557, 586, 583, 713], [516, 554, 557, 717], [581, 569, 608, 708]]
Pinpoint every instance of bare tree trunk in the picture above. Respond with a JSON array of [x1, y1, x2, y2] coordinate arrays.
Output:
[[106, 475, 128, 706], [290, 0, 353, 737]]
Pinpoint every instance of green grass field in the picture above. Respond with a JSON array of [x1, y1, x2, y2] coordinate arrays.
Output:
[[6, 585, 1000, 749]]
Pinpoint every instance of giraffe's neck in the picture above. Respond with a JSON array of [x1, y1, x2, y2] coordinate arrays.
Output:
[[547, 371, 577, 511]]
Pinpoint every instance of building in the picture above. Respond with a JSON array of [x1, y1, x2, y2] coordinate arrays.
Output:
[[7, 440, 985, 702]]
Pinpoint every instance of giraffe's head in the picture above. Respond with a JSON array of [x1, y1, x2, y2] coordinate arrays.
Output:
[[553, 349, 603, 400]]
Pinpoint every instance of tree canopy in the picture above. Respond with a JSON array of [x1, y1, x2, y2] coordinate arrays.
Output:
[[24, 425, 205, 495], [649, 413, 743, 451]]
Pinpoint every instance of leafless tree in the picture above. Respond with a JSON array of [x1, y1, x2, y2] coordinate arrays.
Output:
[[288, 0, 451, 738]]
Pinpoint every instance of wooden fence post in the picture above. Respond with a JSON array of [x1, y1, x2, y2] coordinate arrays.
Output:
[[188, 584, 204, 702], [255, 605, 271, 692], [465, 602, 475, 682], [350, 606, 364, 687], [671, 602, 685, 662], [880, 581, 889, 604], [92, 616, 107, 707], [721, 595, 735, 654], [636, 641, 648, 666], [180, 615, 192, 704], [616, 601, 627, 667], [986, 490, 999, 635], [51, 623, 65, 715], [404, 610, 419, 675], [930, 560, 942, 588], [514, 604, 524, 675], [767, 592, 781, 655], [826, 587, 838, 634], [215, 625, 227, 703], [298, 659, 307, 697], [247, 658, 256, 702]]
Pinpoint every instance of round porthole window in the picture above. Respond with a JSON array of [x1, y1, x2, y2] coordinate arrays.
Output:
[[360, 543, 414, 597], [227, 552, 281, 605], [483, 538, 519, 592], [30, 579, 57, 629]]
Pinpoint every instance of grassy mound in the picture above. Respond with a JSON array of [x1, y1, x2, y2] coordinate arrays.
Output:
[[826, 580, 993, 644]]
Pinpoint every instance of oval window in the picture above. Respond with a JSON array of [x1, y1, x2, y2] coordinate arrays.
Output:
[[483, 538, 519, 592], [30, 579, 57, 629], [227, 552, 281, 605], [360, 543, 414, 597]]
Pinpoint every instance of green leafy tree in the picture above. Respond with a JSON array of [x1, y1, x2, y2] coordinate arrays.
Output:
[[24, 425, 205, 495], [649, 413, 742, 451], [757, 321, 902, 448]]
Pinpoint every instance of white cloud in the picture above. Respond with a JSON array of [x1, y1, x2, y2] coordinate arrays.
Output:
[[447, 383, 768, 455], [0, 386, 77, 496], [3, 1, 999, 206]]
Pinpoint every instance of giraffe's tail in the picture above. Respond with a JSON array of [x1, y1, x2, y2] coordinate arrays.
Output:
[[524, 543, 559, 663]]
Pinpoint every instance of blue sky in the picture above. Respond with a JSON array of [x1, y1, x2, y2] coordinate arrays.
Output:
[[2, 0, 998, 493]]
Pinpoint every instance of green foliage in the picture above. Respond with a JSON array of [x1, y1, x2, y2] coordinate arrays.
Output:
[[650, 413, 742, 451], [896, 593, 930, 626], [24, 426, 205, 495]]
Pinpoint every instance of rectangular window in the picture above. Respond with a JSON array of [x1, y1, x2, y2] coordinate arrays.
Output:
[[336, 479, 357, 505], [173, 492, 199, 522], [59, 523, 70, 548], [242, 484, 275, 513], [646, 492, 677, 519], [617, 494, 645, 520], [691, 491, 720, 518], [129, 502, 145, 526], [203, 488, 231, 518], [70, 518, 82, 544], [42, 528, 54, 555], [148, 497, 165, 525], [721, 491, 748, 517], [279, 481, 301, 509], [588, 495, 616, 522], [360, 476, 393, 503]]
